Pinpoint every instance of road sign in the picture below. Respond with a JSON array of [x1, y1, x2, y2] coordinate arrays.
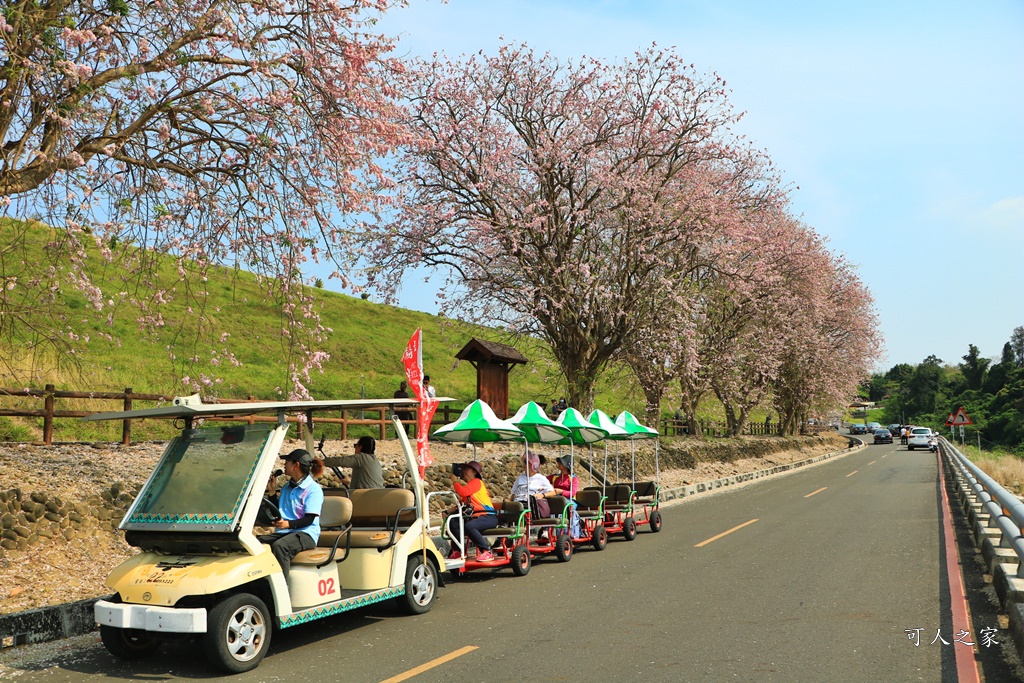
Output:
[[946, 407, 973, 426]]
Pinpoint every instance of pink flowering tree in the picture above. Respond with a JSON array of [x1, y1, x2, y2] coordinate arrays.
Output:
[[0, 0, 407, 393], [771, 249, 880, 435], [362, 43, 777, 413]]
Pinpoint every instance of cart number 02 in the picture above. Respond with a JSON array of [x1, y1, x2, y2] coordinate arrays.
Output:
[[317, 578, 336, 596]]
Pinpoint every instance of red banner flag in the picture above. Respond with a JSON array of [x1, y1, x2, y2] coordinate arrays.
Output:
[[402, 329, 438, 475]]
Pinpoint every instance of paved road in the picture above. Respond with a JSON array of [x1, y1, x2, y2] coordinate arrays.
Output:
[[8, 442, 970, 682]]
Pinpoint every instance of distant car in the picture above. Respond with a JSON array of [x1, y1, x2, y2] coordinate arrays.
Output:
[[887, 423, 902, 433], [907, 427, 933, 450], [866, 422, 881, 432], [873, 429, 893, 444], [850, 424, 868, 435]]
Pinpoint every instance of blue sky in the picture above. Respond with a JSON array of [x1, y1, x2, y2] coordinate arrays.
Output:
[[371, 0, 1024, 370]]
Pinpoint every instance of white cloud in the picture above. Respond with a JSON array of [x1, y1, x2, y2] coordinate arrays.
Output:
[[974, 197, 1024, 236]]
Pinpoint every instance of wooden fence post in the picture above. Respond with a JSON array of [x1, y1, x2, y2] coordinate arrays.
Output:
[[341, 410, 348, 440], [122, 387, 133, 445], [43, 384, 55, 445]]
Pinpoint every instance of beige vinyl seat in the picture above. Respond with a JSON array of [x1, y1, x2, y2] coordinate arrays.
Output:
[[291, 496, 354, 567]]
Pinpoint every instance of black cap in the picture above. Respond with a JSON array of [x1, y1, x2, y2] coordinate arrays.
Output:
[[284, 449, 313, 467]]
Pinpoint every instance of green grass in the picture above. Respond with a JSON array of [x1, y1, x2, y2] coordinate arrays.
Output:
[[0, 220, 762, 442]]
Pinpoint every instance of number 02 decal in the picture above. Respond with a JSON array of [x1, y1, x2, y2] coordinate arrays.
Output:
[[317, 578, 336, 596]]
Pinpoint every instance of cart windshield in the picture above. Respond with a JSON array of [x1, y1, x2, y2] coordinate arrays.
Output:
[[124, 424, 273, 532]]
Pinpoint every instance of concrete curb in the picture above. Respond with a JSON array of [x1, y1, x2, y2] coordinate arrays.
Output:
[[659, 440, 865, 504], [0, 596, 102, 648], [1, 439, 864, 649]]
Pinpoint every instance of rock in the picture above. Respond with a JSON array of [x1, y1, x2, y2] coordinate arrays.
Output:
[[1, 512, 14, 529], [68, 511, 83, 523], [62, 529, 77, 541], [96, 508, 113, 521], [30, 491, 48, 504], [24, 511, 37, 523], [13, 525, 32, 538], [1, 529, 16, 541], [45, 500, 60, 513], [8, 586, 24, 598], [0, 538, 16, 551], [44, 511, 61, 523]]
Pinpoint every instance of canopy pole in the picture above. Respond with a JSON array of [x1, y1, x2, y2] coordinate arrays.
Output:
[[602, 443, 608, 496], [630, 439, 635, 484], [655, 439, 660, 484]]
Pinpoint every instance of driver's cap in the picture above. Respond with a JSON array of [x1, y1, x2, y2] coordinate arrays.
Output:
[[283, 448, 313, 467]]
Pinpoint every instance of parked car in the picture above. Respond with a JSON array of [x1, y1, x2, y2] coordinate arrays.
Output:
[[866, 422, 881, 432], [907, 427, 934, 450], [873, 429, 893, 444], [887, 423, 902, 435], [850, 424, 868, 435]]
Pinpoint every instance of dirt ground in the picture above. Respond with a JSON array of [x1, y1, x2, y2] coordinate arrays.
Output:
[[0, 433, 850, 615]]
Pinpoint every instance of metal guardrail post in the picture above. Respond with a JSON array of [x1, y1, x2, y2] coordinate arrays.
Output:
[[943, 437, 1024, 577]]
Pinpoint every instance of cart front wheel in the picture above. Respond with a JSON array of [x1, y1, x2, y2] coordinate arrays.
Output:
[[204, 593, 272, 674], [622, 517, 637, 541], [649, 510, 663, 533], [511, 545, 531, 576], [555, 533, 573, 562], [592, 525, 608, 551], [100, 625, 160, 660]]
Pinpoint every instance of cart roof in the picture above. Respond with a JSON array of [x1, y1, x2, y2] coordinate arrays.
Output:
[[83, 397, 455, 422]]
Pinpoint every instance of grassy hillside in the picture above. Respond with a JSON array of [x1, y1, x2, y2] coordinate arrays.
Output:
[[0, 220, 662, 440]]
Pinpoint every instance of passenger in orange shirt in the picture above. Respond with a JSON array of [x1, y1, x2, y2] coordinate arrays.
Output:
[[447, 460, 497, 561]]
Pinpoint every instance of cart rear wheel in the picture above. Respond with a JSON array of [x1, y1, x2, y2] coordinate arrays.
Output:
[[592, 525, 608, 551], [511, 545, 531, 576], [100, 625, 160, 660], [649, 510, 663, 533], [400, 556, 437, 615], [622, 517, 637, 541], [555, 533, 573, 562], [203, 593, 272, 674]]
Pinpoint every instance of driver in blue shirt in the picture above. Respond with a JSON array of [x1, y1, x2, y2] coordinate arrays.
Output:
[[261, 448, 324, 581]]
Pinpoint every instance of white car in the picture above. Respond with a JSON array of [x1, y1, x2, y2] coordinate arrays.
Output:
[[907, 427, 933, 450]]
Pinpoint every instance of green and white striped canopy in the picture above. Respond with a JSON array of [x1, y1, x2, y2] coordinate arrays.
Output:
[[555, 407, 609, 445], [614, 410, 659, 439], [587, 409, 631, 440], [432, 399, 523, 443], [510, 401, 571, 443]]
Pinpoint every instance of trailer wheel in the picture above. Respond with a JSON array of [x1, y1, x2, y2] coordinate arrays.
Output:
[[649, 510, 663, 533], [592, 525, 608, 551], [400, 556, 437, 615], [100, 625, 160, 660], [622, 517, 637, 541], [555, 533, 573, 562], [204, 593, 272, 674], [511, 545, 531, 576]]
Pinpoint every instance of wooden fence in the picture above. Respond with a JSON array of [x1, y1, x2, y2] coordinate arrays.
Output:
[[660, 417, 834, 438], [0, 385, 467, 445], [0, 385, 834, 445]]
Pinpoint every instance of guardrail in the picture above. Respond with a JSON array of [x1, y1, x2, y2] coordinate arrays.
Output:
[[942, 437, 1024, 577]]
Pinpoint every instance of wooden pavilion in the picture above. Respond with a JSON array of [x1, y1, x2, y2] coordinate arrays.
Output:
[[455, 338, 529, 419]]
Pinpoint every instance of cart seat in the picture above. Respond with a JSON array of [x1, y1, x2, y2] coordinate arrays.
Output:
[[343, 488, 416, 549], [292, 497, 353, 566], [480, 500, 526, 537], [597, 484, 633, 511], [574, 489, 604, 517], [630, 481, 659, 505], [530, 495, 570, 527]]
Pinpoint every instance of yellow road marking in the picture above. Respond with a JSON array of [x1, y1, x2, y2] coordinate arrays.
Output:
[[847, 470, 859, 477], [695, 519, 759, 547], [805, 487, 828, 498], [380, 646, 479, 683]]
